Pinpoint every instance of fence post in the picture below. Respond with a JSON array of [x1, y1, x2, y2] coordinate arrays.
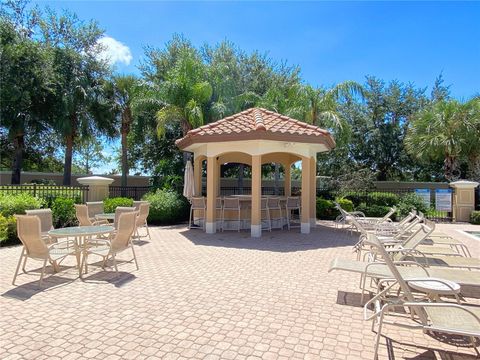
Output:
[[33, 183, 36, 197], [450, 180, 479, 222]]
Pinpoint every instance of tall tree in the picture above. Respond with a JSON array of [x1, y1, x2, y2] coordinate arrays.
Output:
[[38, 8, 114, 184], [405, 98, 480, 181], [0, 5, 54, 183]]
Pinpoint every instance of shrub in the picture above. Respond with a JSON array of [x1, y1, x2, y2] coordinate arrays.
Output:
[[52, 198, 77, 228], [315, 198, 354, 220], [356, 203, 392, 218], [368, 192, 399, 207], [0, 214, 16, 245], [470, 211, 480, 225], [0, 193, 43, 217], [142, 189, 189, 224], [397, 193, 429, 217], [316, 198, 335, 219], [104, 197, 134, 213]]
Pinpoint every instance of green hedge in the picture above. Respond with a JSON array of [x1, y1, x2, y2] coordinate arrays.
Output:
[[52, 198, 77, 228], [316, 198, 354, 220], [471, 211, 480, 225], [104, 197, 134, 213], [396, 193, 429, 217], [0, 193, 43, 217], [142, 189, 189, 224], [342, 191, 399, 207], [355, 204, 392, 218]]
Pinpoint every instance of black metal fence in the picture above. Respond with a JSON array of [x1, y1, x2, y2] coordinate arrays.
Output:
[[109, 186, 152, 200], [0, 184, 89, 203]]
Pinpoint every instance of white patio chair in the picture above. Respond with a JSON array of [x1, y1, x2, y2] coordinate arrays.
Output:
[[189, 197, 206, 230], [25, 209, 54, 243], [114, 206, 137, 230], [222, 197, 241, 232], [13, 215, 78, 285], [80, 211, 138, 276], [86, 201, 104, 218], [75, 204, 109, 227], [363, 234, 480, 359], [134, 203, 151, 240]]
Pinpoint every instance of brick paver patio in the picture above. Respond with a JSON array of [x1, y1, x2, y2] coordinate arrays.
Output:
[[0, 222, 479, 360]]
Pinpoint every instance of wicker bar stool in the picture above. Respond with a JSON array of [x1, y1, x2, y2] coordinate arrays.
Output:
[[260, 197, 272, 231], [189, 197, 206, 230], [267, 197, 285, 229], [285, 196, 301, 230], [222, 197, 241, 232]]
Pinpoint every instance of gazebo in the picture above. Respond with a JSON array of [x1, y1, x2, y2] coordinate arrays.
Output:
[[176, 108, 335, 237]]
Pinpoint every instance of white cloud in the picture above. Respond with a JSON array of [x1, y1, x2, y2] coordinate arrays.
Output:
[[97, 36, 132, 66]]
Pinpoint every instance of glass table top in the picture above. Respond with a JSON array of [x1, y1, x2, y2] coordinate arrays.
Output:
[[49, 225, 114, 237]]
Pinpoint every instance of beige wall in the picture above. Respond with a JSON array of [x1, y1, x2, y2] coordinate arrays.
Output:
[[0, 171, 150, 187]]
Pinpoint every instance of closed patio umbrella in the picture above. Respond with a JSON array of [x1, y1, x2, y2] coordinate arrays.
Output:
[[183, 160, 195, 201]]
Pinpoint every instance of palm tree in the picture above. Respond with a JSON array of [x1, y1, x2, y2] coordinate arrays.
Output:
[[405, 98, 480, 181], [155, 48, 212, 139]]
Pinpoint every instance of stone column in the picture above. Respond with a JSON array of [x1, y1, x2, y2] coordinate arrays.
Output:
[[206, 156, 218, 233], [251, 155, 262, 237], [77, 176, 114, 202], [284, 164, 291, 197], [309, 156, 317, 228], [450, 180, 479, 222], [300, 157, 311, 234]]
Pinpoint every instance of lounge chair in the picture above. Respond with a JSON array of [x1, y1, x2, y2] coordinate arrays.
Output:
[[362, 234, 480, 358], [13, 215, 78, 285], [134, 203, 151, 240], [80, 212, 138, 276]]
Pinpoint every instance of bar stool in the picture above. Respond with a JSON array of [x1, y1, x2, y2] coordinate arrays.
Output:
[[285, 196, 301, 230], [267, 197, 285, 229], [260, 197, 272, 231], [189, 197, 206, 230], [222, 197, 241, 232]]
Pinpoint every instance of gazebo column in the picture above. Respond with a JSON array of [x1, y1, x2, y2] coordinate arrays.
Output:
[[309, 156, 317, 227], [300, 157, 311, 234], [193, 156, 202, 196], [251, 155, 262, 237], [206, 156, 218, 234], [284, 164, 291, 197]]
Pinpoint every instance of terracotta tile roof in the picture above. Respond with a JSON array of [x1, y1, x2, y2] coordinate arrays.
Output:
[[176, 108, 335, 150]]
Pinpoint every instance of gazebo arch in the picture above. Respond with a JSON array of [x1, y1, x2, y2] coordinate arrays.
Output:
[[176, 108, 335, 237]]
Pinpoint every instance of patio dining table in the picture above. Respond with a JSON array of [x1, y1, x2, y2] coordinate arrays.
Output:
[[95, 213, 115, 221], [48, 225, 115, 269]]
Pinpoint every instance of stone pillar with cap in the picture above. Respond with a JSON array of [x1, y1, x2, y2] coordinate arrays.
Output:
[[77, 176, 115, 202], [450, 180, 479, 222]]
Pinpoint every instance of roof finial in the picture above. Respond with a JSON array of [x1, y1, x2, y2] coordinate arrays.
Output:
[[254, 109, 266, 131]]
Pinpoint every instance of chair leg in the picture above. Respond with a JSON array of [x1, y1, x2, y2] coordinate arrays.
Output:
[[145, 222, 151, 240], [131, 244, 139, 270], [38, 259, 48, 285], [286, 208, 291, 230], [22, 251, 28, 273], [112, 253, 119, 272], [237, 209, 241, 232], [12, 248, 25, 285]]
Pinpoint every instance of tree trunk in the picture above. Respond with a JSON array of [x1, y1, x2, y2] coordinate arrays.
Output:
[[63, 114, 76, 186], [467, 155, 480, 182], [63, 134, 74, 185], [11, 133, 25, 184], [121, 108, 131, 187]]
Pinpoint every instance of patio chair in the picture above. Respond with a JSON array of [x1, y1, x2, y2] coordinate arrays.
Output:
[[75, 204, 109, 227], [133, 200, 149, 211], [285, 196, 301, 230], [260, 197, 272, 232], [86, 201, 104, 218], [216, 197, 223, 229], [222, 197, 241, 232], [362, 234, 480, 359], [134, 203, 151, 240], [25, 209, 54, 243], [267, 197, 285, 229], [329, 257, 480, 300], [80, 211, 138, 276], [189, 197, 206, 230], [13, 215, 78, 285], [114, 207, 137, 230]]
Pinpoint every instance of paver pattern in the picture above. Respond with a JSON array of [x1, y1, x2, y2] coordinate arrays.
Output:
[[0, 222, 479, 360]]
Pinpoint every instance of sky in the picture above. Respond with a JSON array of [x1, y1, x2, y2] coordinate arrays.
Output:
[[32, 1, 480, 173]]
